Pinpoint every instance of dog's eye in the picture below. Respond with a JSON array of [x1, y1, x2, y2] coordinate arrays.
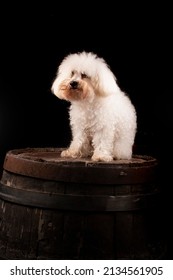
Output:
[[81, 73, 88, 79], [71, 71, 75, 77]]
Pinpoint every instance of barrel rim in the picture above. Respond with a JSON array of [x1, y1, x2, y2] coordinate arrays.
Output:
[[1, 147, 158, 184], [4, 147, 157, 166]]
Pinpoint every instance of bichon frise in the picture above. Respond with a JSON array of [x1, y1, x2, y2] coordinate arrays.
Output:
[[51, 51, 137, 162]]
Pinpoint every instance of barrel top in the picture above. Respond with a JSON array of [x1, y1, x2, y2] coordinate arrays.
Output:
[[2, 148, 158, 184]]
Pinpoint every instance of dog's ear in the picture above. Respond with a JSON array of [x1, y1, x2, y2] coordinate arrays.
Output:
[[95, 63, 120, 97], [51, 72, 59, 94], [51, 71, 64, 99]]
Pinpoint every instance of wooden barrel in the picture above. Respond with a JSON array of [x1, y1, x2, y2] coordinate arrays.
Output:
[[0, 148, 166, 259]]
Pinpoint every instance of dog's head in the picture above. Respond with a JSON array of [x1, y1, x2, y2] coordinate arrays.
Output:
[[51, 51, 119, 102]]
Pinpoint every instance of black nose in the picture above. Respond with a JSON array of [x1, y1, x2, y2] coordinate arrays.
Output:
[[70, 80, 78, 89]]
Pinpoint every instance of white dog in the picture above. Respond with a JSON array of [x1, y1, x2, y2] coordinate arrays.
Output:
[[51, 51, 137, 162]]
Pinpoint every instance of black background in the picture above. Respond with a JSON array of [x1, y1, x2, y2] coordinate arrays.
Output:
[[0, 3, 172, 258]]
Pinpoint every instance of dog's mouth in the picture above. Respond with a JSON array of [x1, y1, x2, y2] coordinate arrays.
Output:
[[60, 86, 83, 101], [67, 89, 84, 101]]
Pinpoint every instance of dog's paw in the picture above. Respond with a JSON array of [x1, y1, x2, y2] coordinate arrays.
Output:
[[91, 154, 113, 162], [61, 149, 81, 158]]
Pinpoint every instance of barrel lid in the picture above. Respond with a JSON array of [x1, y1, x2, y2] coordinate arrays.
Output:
[[2, 147, 158, 184]]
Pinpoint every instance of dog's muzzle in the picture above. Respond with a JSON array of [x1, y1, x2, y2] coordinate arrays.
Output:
[[70, 80, 78, 89]]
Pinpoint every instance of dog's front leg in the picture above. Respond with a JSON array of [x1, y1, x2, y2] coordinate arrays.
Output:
[[91, 129, 114, 162], [61, 130, 90, 158]]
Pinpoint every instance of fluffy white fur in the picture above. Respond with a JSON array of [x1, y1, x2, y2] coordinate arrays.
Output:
[[51, 51, 137, 162]]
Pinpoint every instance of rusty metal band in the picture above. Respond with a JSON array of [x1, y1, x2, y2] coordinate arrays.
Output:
[[0, 183, 159, 212]]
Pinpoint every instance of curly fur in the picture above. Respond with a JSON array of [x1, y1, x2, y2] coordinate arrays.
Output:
[[51, 51, 137, 162]]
